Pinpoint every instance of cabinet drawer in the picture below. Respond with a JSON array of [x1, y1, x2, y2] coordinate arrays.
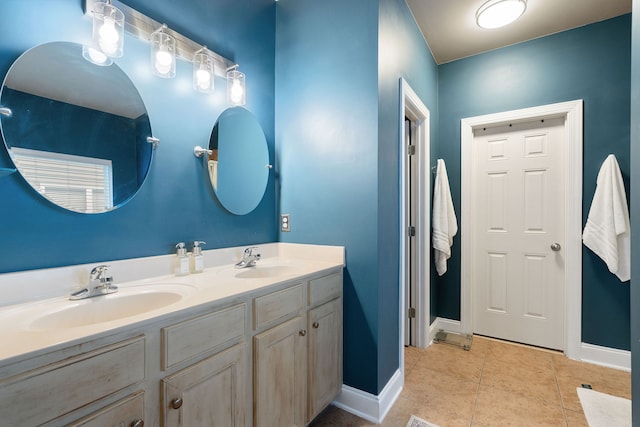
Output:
[[162, 303, 246, 370], [68, 391, 144, 427], [308, 272, 342, 307], [0, 336, 145, 427], [254, 284, 303, 330]]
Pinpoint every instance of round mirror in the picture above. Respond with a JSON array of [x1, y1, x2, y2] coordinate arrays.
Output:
[[207, 107, 269, 215], [0, 41, 153, 214]]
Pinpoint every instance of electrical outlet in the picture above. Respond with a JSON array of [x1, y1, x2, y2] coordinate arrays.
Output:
[[281, 214, 290, 232]]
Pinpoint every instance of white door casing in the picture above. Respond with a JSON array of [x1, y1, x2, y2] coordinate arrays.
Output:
[[471, 118, 566, 350], [399, 78, 431, 363], [461, 100, 583, 359]]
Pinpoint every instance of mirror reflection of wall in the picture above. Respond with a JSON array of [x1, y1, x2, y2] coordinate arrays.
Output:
[[0, 41, 153, 214], [208, 107, 269, 215]]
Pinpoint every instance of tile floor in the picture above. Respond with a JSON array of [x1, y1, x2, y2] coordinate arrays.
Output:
[[309, 335, 631, 426]]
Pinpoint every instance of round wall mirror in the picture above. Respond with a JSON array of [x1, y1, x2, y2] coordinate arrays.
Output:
[[207, 107, 269, 215], [0, 41, 153, 214]]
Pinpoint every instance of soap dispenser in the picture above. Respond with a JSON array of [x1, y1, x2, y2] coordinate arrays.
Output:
[[174, 242, 189, 276], [190, 241, 207, 273]]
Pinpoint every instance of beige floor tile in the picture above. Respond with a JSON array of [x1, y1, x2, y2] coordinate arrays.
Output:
[[308, 405, 375, 426], [480, 355, 560, 404], [485, 339, 555, 371], [564, 408, 589, 427], [413, 340, 486, 383], [402, 365, 478, 425], [472, 383, 566, 426], [552, 354, 631, 412]]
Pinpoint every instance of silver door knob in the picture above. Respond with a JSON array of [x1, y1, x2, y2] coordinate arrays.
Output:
[[551, 243, 561, 252]]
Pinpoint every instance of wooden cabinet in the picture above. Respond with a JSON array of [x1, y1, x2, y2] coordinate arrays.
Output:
[[307, 297, 342, 422], [0, 267, 342, 427], [162, 343, 247, 427], [252, 271, 343, 426], [68, 392, 145, 427], [254, 315, 306, 427], [0, 336, 145, 426]]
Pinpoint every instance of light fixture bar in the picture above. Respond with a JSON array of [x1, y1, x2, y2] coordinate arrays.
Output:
[[84, 0, 235, 77]]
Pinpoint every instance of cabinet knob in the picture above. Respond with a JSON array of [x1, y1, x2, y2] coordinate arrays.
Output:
[[312, 322, 320, 329], [299, 329, 307, 336], [171, 397, 183, 410], [130, 420, 144, 427]]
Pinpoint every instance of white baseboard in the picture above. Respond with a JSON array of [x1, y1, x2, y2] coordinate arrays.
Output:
[[428, 318, 630, 372], [429, 317, 462, 343], [332, 368, 403, 424], [579, 342, 631, 372]]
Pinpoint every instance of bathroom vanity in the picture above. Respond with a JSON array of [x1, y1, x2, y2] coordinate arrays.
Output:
[[0, 243, 343, 426]]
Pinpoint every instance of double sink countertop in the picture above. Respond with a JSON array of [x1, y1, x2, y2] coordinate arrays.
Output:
[[0, 243, 344, 366]]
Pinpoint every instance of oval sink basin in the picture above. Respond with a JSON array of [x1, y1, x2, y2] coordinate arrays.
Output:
[[234, 265, 298, 279], [27, 284, 194, 331]]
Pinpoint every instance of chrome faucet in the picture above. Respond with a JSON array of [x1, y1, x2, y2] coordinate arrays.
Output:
[[69, 265, 118, 300], [235, 247, 261, 269]]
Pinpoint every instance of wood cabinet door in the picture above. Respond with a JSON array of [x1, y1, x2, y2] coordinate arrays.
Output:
[[162, 343, 247, 427], [253, 315, 306, 427], [307, 298, 342, 422]]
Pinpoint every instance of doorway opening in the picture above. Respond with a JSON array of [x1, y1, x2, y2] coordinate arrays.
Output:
[[399, 78, 430, 371], [460, 100, 583, 359]]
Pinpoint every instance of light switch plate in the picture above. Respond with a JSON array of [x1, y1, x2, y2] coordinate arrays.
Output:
[[281, 214, 290, 232]]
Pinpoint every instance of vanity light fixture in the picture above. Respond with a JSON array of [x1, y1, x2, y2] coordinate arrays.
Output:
[[151, 25, 176, 78], [88, 0, 124, 57], [84, 0, 238, 92], [193, 47, 215, 93], [227, 66, 246, 106], [476, 0, 527, 29]]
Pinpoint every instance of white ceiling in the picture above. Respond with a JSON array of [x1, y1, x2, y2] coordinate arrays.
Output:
[[406, 0, 632, 64]]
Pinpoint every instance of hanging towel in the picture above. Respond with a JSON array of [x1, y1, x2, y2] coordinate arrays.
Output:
[[583, 154, 631, 282], [432, 159, 458, 276]]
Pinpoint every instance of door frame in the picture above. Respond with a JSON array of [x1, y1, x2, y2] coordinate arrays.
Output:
[[399, 78, 430, 357], [460, 100, 583, 359]]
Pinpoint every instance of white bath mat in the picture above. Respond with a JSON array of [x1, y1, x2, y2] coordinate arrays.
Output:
[[406, 414, 440, 427], [577, 387, 631, 427]]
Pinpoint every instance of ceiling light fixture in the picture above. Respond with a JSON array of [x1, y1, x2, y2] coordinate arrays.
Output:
[[476, 0, 527, 29]]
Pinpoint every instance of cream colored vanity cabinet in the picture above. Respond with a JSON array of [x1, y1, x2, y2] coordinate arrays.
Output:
[[0, 335, 146, 427], [253, 283, 306, 427], [252, 269, 343, 427], [306, 272, 343, 423], [160, 303, 248, 427]]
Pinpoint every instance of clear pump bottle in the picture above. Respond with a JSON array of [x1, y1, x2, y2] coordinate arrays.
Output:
[[190, 241, 206, 273], [174, 242, 189, 276]]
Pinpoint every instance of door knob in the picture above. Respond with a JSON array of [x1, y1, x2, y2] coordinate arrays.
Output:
[[551, 243, 561, 252], [171, 398, 183, 410]]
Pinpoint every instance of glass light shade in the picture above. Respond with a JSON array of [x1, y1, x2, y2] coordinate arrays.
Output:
[[82, 45, 113, 66], [193, 49, 214, 93], [91, 1, 124, 57], [150, 27, 176, 78], [476, 0, 526, 29], [226, 68, 246, 106]]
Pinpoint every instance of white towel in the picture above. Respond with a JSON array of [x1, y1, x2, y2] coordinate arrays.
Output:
[[432, 159, 458, 276], [583, 154, 631, 282]]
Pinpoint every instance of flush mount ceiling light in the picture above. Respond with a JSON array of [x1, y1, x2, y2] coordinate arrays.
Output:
[[476, 0, 527, 29], [150, 24, 176, 78]]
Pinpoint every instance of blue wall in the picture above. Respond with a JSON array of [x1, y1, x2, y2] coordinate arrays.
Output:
[[0, 0, 277, 273], [437, 15, 632, 350], [275, 0, 437, 394], [629, 0, 639, 422]]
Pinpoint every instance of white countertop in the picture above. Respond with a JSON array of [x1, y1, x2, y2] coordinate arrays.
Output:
[[0, 243, 344, 365]]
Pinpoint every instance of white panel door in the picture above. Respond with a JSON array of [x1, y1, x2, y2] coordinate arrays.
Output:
[[471, 117, 565, 350]]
